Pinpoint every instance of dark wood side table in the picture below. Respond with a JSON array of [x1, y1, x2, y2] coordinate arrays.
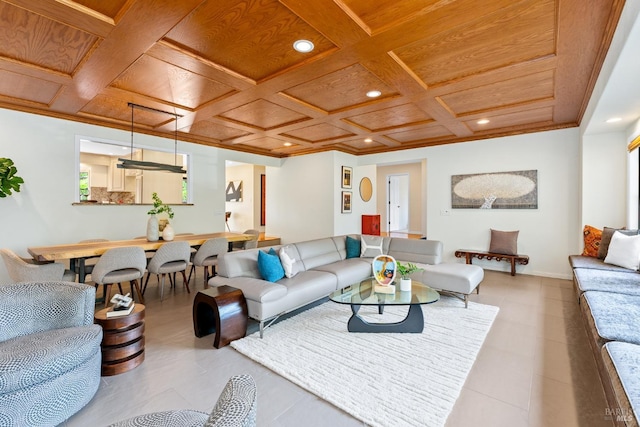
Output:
[[193, 286, 247, 348], [94, 304, 145, 376]]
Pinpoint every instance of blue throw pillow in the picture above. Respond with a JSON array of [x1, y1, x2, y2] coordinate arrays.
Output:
[[346, 236, 361, 259], [257, 249, 285, 282]]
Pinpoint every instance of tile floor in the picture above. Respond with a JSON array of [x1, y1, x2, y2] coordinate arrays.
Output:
[[65, 270, 612, 427]]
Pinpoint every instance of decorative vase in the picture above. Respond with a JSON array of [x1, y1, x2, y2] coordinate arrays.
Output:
[[400, 278, 412, 291], [162, 223, 175, 241], [146, 215, 159, 242]]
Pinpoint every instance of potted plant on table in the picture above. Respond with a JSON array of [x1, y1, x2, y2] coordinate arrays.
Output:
[[396, 261, 423, 291], [147, 192, 175, 241]]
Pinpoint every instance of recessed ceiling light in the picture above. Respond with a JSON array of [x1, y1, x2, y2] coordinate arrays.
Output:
[[364, 138, 373, 143], [293, 40, 314, 53], [606, 117, 622, 123], [366, 90, 382, 98], [477, 119, 490, 125], [283, 142, 292, 147]]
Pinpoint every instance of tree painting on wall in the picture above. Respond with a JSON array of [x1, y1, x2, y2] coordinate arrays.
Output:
[[451, 170, 538, 209], [226, 180, 243, 202]]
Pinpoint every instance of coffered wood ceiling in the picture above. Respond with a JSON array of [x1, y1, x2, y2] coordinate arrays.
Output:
[[0, 0, 625, 157]]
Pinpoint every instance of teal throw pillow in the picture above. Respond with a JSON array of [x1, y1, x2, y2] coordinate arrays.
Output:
[[346, 236, 361, 259], [258, 249, 285, 282]]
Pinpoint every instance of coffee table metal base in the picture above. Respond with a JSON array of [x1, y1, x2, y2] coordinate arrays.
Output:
[[348, 303, 424, 333]]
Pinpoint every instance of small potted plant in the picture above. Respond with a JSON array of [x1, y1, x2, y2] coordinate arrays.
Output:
[[396, 261, 423, 291], [146, 192, 174, 241]]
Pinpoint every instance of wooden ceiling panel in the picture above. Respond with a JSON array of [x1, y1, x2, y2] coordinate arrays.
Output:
[[282, 123, 354, 142], [344, 103, 432, 131], [385, 124, 454, 143], [219, 99, 309, 130], [283, 64, 397, 112], [0, 0, 624, 157], [335, 0, 445, 35], [111, 55, 235, 110], [74, 0, 129, 20], [394, 0, 556, 86], [439, 70, 555, 116], [187, 119, 251, 141], [0, 69, 59, 104], [236, 136, 294, 150], [80, 94, 172, 127], [340, 138, 387, 151], [163, 0, 336, 81], [0, 2, 97, 74], [465, 106, 554, 132]]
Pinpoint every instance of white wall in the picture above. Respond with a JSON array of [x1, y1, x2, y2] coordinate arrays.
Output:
[[225, 163, 266, 232], [266, 152, 335, 243], [360, 128, 581, 278], [580, 133, 628, 230], [0, 108, 277, 283]]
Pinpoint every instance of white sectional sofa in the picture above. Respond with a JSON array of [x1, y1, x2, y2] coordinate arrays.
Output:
[[209, 234, 483, 336]]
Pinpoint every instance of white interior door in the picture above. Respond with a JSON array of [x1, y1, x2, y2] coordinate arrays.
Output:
[[388, 174, 409, 232]]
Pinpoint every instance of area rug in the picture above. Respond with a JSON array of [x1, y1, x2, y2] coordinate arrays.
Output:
[[231, 296, 499, 427]]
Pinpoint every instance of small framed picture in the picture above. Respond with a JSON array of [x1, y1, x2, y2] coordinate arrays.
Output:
[[342, 166, 352, 189], [341, 191, 352, 213]]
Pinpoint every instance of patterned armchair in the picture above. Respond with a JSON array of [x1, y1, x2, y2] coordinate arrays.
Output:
[[108, 374, 257, 427], [0, 281, 103, 426]]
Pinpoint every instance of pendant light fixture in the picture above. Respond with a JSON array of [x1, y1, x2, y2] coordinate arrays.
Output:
[[117, 102, 187, 174]]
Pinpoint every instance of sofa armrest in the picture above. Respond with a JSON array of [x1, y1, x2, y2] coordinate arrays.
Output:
[[0, 281, 96, 343], [208, 276, 287, 303]]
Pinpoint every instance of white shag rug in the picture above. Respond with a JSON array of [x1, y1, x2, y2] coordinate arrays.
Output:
[[231, 297, 499, 427]]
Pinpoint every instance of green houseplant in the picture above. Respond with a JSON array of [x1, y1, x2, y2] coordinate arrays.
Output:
[[396, 261, 423, 291], [147, 192, 175, 241], [147, 192, 174, 219], [0, 158, 24, 198]]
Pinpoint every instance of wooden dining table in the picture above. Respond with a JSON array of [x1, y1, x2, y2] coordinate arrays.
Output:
[[27, 232, 253, 284]]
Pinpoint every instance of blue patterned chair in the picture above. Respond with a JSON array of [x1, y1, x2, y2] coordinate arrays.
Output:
[[0, 281, 103, 426], [108, 374, 257, 427]]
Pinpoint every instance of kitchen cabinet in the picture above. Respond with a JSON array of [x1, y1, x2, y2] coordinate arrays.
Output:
[[107, 158, 125, 191]]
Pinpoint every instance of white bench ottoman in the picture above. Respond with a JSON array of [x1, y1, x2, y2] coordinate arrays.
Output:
[[417, 263, 484, 308]]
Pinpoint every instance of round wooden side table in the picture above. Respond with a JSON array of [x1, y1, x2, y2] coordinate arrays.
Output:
[[94, 304, 145, 376]]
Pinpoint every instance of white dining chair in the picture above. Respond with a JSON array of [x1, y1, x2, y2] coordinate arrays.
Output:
[[0, 248, 76, 282], [91, 246, 147, 307], [143, 241, 191, 300], [187, 237, 228, 286]]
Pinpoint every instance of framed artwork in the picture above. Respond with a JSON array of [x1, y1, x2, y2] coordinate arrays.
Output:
[[341, 191, 352, 213], [451, 169, 538, 209], [342, 166, 352, 189], [225, 180, 243, 202]]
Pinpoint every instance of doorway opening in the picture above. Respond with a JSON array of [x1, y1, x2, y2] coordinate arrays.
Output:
[[387, 174, 409, 232]]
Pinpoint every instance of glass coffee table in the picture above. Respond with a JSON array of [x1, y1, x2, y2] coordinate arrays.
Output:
[[328, 278, 439, 333]]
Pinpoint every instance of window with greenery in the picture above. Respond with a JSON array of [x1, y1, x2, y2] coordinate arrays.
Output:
[[79, 171, 90, 201]]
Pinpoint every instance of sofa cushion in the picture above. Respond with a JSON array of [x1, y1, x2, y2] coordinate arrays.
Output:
[[581, 292, 640, 347], [345, 236, 361, 259], [0, 325, 102, 394], [489, 229, 519, 255], [573, 268, 640, 297], [604, 232, 640, 270], [388, 238, 442, 265], [361, 235, 384, 258], [601, 342, 640, 425], [312, 258, 372, 288], [209, 276, 287, 303], [599, 227, 639, 259], [419, 263, 484, 295], [295, 238, 341, 270], [582, 225, 602, 257], [279, 246, 302, 278], [569, 255, 636, 273], [257, 250, 285, 282]]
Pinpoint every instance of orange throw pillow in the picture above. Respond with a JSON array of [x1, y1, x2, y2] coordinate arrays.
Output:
[[582, 225, 602, 257]]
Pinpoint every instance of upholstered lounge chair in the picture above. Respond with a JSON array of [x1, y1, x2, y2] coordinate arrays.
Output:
[[0, 281, 102, 426], [108, 374, 257, 427], [1, 248, 76, 282]]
